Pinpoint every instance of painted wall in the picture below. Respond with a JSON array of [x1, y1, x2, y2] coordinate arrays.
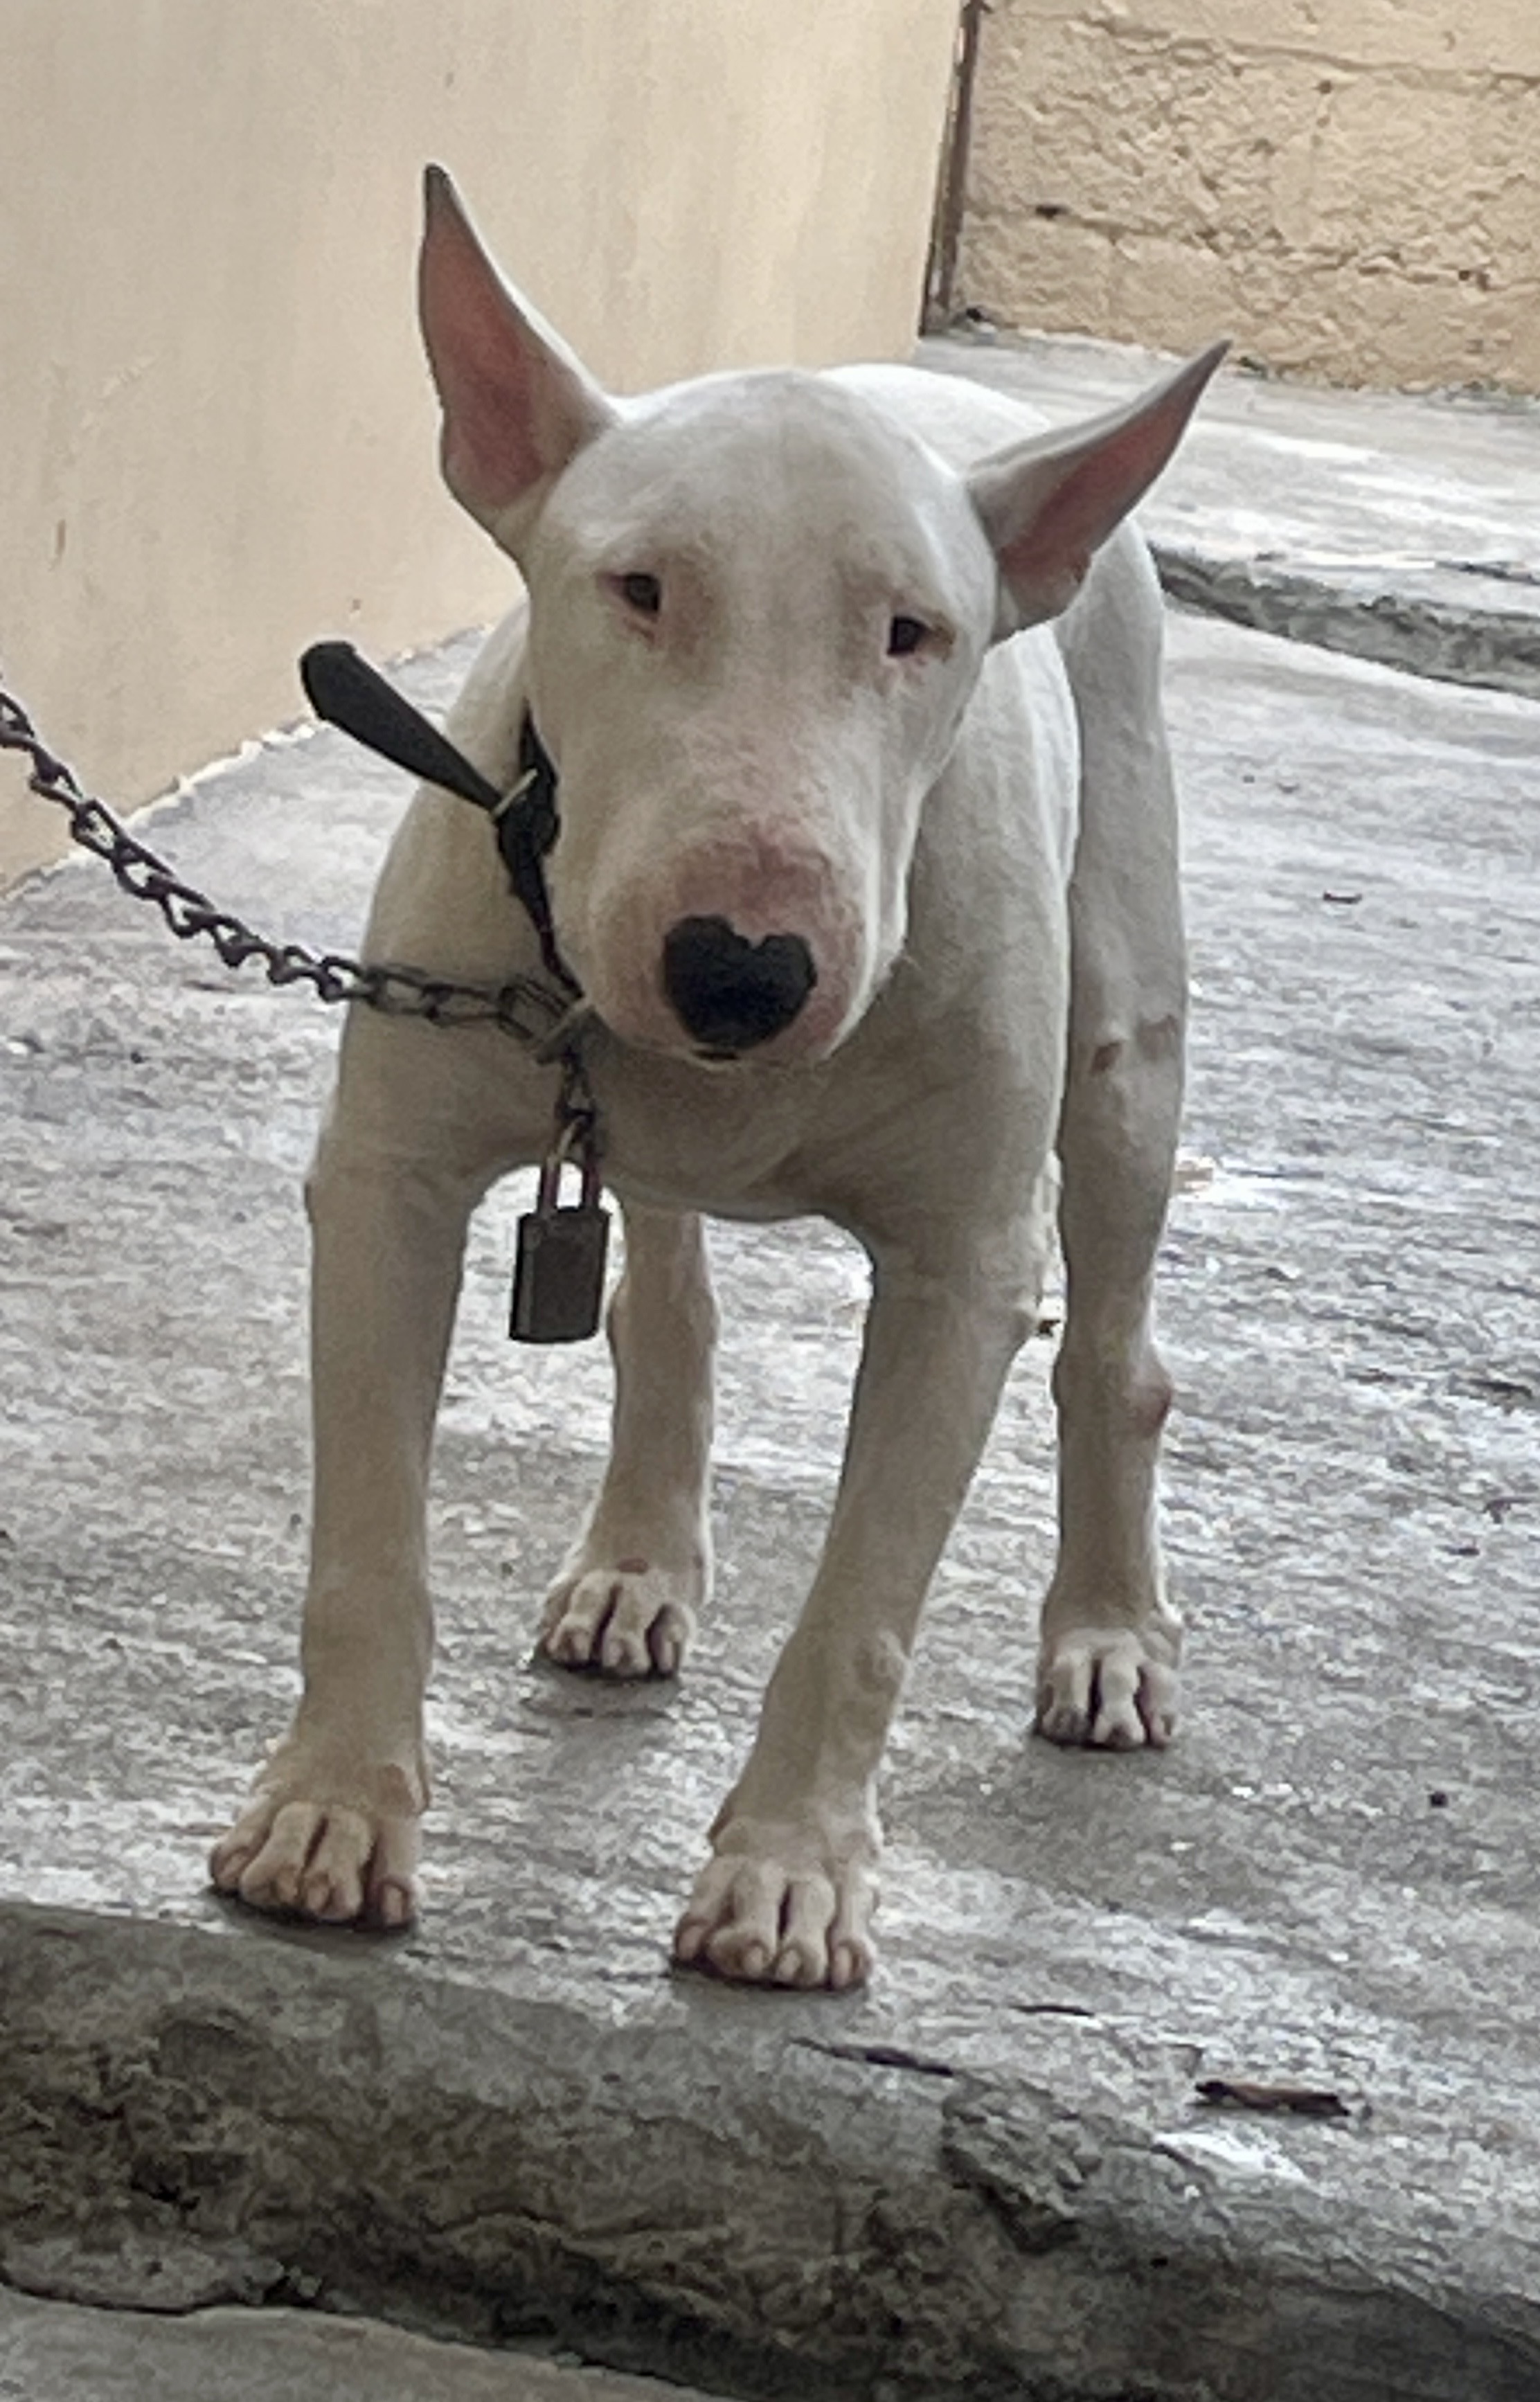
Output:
[[1, 0, 958, 882], [960, 0, 1540, 393]]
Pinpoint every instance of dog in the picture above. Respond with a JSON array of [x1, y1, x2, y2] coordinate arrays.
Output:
[[210, 167, 1224, 1988]]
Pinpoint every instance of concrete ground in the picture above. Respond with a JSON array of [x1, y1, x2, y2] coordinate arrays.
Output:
[[1, 338, 1538, 2401]]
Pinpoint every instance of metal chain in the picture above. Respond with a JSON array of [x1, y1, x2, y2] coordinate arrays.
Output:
[[0, 670, 579, 1051]]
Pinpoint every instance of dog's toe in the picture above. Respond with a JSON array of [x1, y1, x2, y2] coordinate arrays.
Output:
[[209, 1773, 421, 1928], [672, 1824, 877, 1990], [1036, 1626, 1179, 1751]]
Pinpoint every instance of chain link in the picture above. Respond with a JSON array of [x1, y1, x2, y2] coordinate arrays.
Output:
[[0, 671, 579, 1050]]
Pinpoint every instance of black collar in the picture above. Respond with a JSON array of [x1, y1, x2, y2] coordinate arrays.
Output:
[[298, 640, 581, 1000]]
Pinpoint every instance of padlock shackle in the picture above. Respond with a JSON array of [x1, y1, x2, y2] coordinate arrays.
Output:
[[535, 1124, 602, 1215]]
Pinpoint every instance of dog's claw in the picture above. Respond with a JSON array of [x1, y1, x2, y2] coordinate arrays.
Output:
[[828, 1939, 867, 1993], [377, 1878, 414, 1930], [672, 1916, 708, 1966]]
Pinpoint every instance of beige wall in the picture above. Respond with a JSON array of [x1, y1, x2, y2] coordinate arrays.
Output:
[[0, 0, 958, 884], [961, 0, 1540, 393]]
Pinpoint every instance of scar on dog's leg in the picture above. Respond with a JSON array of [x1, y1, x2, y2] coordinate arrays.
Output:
[[676, 1248, 1032, 1987], [211, 1100, 480, 1926], [541, 1203, 716, 1677]]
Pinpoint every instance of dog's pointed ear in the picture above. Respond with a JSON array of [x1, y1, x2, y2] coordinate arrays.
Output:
[[969, 343, 1228, 639], [418, 165, 618, 545]]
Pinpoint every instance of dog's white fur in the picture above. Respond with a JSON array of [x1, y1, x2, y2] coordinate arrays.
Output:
[[211, 170, 1224, 1987]]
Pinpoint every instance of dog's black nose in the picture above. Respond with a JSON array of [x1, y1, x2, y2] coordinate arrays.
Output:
[[661, 915, 817, 1052]]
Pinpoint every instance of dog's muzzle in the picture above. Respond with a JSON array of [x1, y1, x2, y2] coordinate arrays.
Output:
[[661, 915, 818, 1055]]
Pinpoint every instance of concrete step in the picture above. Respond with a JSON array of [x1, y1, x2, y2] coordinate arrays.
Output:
[[0, 2288, 726, 2402]]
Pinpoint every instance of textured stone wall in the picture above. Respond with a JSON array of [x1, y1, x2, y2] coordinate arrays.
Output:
[[960, 0, 1540, 391]]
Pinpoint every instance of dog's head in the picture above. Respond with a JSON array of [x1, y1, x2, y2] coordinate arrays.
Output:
[[419, 167, 1222, 1066]]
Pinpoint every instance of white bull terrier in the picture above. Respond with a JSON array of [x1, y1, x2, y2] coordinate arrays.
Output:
[[211, 168, 1224, 1988]]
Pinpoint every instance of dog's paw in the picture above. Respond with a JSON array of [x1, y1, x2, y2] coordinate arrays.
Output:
[[208, 1753, 424, 1928], [1035, 1624, 1179, 1750], [539, 1556, 701, 1678], [672, 1815, 878, 1990]]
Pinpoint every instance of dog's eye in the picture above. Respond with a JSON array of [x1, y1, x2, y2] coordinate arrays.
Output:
[[618, 571, 662, 616], [887, 615, 930, 657]]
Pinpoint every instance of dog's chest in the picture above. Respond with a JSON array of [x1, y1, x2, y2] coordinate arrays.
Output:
[[581, 1041, 864, 1221]]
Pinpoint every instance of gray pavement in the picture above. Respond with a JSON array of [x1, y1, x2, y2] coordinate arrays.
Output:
[[926, 328, 1540, 699], [2, 340, 1539, 2399]]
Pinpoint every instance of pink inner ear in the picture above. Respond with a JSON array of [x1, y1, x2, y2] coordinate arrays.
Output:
[[978, 343, 1227, 627], [1005, 414, 1176, 591], [418, 168, 613, 526], [424, 249, 550, 510]]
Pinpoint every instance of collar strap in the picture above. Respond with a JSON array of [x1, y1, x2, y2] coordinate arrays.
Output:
[[487, 713, 577, 996], [298, 640, 581, 1000]]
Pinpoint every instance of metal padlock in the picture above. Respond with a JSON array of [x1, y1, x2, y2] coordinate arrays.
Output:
[[510, 1133, 610, 1343]]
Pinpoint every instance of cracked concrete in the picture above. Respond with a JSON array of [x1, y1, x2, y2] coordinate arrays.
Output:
[[2, 341, 1539, 2399]]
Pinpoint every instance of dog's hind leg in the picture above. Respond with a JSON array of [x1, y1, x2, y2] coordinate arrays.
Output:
[[1037, 535, 1186, 1750], [539, 1201, 716, 1677]]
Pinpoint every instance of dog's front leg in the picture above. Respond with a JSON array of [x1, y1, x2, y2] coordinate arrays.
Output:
[[209, 1083, 482, 1928], [539, 1201, 717, 1676], [674, 1234, 1035, 1989]]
